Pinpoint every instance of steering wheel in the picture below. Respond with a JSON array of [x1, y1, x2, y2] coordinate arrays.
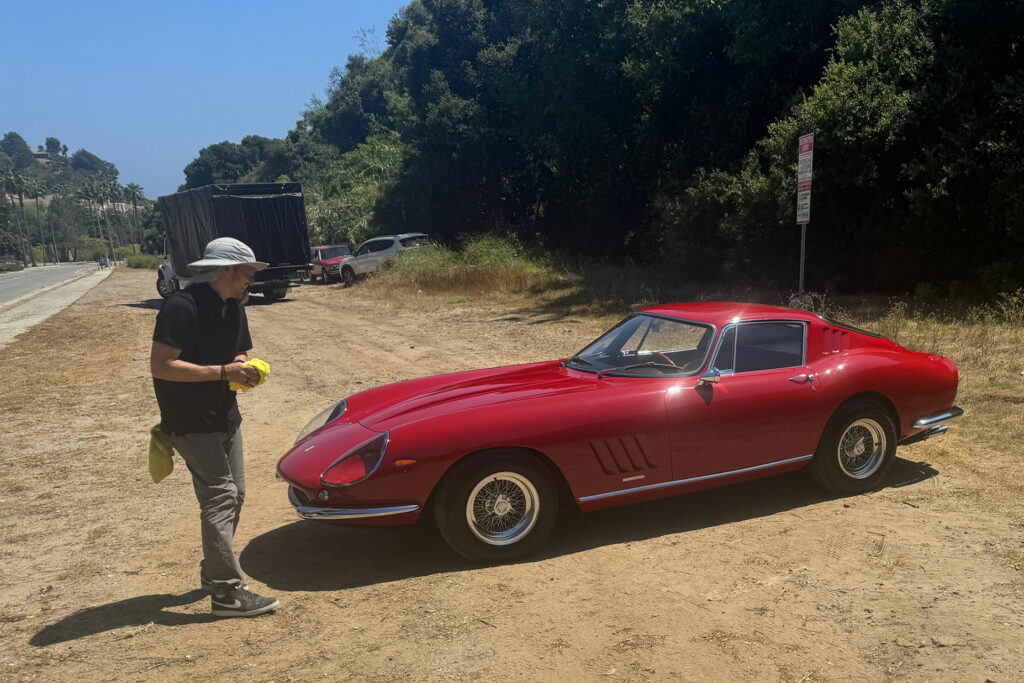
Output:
[[655, 353, 677, 367], [677, 359, 701, 373]]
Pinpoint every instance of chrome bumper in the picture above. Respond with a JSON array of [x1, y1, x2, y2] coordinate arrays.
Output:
[[899, 406, 964, 446], [288, 486, 420, 520]]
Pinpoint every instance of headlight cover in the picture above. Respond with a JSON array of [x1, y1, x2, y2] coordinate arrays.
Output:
[[294, 400, 348, 444], [320, 432, 389, 487]]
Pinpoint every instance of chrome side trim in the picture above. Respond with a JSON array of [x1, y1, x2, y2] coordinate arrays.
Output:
[[289, 486, 419, 520], [578, 454, 814, 503], [913, 406, 963, 429]]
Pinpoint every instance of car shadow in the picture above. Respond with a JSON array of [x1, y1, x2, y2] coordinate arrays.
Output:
[[123, 298, 163, 310], [30, 590, 213, 647], [240, 458, 938, 592]]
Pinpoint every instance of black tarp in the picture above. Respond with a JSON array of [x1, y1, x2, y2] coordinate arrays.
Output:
[[158, 183, 310, 280]]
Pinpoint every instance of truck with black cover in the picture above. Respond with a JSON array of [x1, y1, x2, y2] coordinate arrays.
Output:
[[156, 183, 311, 300]]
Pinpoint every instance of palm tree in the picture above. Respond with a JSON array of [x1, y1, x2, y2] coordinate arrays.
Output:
[[4, 170, 31, 266], [13, 173, 36, 266], [126, 183, 144, 252], [25, 178, 50, 265]]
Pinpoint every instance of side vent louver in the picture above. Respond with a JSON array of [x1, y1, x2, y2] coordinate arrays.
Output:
[[590, 436, 657, 476]]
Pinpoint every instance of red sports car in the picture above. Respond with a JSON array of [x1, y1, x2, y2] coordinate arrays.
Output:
[[277, 303, 962, 563]]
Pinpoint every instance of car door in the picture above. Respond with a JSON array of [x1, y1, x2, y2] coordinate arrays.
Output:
[[368, 238, 395, 272], [665, 320, 825, 479], [311, 248, 323, 276], [350, 241, 374, 275]]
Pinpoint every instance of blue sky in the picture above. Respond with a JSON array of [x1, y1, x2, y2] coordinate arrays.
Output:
[[2, 1, 410, 198]]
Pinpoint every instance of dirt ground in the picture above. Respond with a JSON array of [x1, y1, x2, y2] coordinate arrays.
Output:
[[0, 268, 1021, 681]]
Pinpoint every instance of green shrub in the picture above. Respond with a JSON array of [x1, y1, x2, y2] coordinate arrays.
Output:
[[1, 262, 24, 272], [371, 235, 570, 296], [126, 254, 164, 269]]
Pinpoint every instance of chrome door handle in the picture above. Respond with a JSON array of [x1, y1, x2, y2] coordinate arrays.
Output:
[[788, 373, 815, 384]]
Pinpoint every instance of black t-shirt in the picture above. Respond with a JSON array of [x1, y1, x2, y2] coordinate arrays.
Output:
[[152, 283, 253, 435]]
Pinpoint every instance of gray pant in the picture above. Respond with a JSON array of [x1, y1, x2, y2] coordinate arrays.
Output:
[[170, 430, 246, 596]]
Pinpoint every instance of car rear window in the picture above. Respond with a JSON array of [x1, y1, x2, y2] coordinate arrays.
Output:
[[400, 235, 431, 247]]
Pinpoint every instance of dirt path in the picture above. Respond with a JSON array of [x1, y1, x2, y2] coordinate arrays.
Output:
[[0, 269, 1021, 681]]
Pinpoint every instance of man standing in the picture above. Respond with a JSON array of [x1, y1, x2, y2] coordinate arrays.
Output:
[[150, 237, 278, 617]]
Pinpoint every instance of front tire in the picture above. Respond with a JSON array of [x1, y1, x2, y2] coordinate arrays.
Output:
[[434, 452, 558, 564], [341, 267, 355, 287], [809, 402, 897, 494], [156, 275, 175, 298]]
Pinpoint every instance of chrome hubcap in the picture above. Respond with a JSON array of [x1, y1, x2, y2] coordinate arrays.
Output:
[[838, 419, 887, 479], [466, 472, 539, 546]]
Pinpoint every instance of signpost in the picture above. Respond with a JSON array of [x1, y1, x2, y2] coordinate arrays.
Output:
[[796, 133, 814, 298]]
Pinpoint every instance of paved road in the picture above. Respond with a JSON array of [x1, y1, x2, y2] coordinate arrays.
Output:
[[0, 262, 101, 306]]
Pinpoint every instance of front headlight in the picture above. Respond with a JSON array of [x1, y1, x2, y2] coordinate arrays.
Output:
[[321, 432, 389, 487], [294, 400, 347, 444]]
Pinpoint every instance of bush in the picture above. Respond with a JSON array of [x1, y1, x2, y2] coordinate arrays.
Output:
[[372, 235, 570, 296], [115, 245, 141, 259], [126, 253, 164, 269], [1, 261, 24, 272]]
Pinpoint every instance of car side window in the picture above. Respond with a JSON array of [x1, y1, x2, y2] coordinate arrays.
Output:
[[734, 322, 804, 373], [355, 244, 371, 256], [712, 327, 736, 372], [370, 239, 393, 253]]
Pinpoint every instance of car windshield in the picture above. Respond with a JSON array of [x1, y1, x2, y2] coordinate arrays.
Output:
[[568, 314, 715, 376], [321, 246, 350, 259]]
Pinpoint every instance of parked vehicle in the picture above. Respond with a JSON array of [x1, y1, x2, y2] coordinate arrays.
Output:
[[340, 233, 431, 286], [156, 183, 311, 300], [276, 302, 962, 563], [309, 244, 351, 283]]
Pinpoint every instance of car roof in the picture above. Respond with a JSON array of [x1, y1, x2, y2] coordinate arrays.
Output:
[[361, 233, 428, 241], [639, 302, 823, 329], [312, 244, 348, 249]]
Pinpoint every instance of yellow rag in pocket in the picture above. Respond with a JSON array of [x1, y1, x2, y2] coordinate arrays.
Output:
[[149, 424, 175, 483], [229, 358, 270, 392]]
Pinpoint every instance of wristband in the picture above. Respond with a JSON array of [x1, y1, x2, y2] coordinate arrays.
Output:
[[220, 364, 226, 382]]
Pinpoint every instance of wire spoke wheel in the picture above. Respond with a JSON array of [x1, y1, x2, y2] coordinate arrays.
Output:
[[837, 418, 887, 479], [465, 472, 540, 546]]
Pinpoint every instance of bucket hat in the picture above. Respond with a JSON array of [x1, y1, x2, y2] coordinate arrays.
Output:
[[188, 237, 268, 270]]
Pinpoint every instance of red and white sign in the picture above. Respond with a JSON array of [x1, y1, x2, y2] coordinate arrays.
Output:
[[796, 133, 814, 224]]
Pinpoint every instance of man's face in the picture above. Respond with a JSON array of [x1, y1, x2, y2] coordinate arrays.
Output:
[[222, 265, 257, 299]]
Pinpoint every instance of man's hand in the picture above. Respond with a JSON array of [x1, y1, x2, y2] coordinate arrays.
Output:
[[225, 362, 260, 388]]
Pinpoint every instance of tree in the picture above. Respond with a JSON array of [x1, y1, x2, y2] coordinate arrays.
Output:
[[45, 137, 62, 160], [0, 132, 34, 169]]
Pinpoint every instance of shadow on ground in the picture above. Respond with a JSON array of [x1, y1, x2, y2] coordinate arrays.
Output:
[[241, 457, 938, 593], [30, 590, 213, 647], [123, 298, 163, 310]]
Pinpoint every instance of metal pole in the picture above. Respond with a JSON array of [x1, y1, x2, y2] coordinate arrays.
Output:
[[798, 223, 807, 297]]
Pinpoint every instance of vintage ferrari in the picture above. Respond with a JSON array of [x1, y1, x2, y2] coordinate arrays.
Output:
[[277, 303, 962, 563]]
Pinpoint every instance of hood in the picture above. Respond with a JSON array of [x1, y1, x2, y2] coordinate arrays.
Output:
[[343, 361, 596, 430], [322, 255, 350, 265]]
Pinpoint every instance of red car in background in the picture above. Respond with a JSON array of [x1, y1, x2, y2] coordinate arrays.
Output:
[[309, 244, 351, 283], [277, 302, 962, 563]]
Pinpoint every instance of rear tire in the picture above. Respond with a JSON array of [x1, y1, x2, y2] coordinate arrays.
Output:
[[434, 452, 558, 564], [809, 401, 897, 494], [264, 287, 288, 300]]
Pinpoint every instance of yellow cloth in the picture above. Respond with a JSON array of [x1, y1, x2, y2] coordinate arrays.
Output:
[[149, 424, 175, 483], [229, 357, 270, 392]]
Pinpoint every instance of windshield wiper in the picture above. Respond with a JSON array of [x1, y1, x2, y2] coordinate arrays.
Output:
[[596, 361, 683, 379], [564, 355, 593, 367]]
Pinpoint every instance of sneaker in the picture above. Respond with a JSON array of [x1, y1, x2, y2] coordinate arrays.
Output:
[[211, 586, 279, 618]]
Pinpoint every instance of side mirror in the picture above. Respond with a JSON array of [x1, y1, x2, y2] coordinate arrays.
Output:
[[696, 368, 721, 387]]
